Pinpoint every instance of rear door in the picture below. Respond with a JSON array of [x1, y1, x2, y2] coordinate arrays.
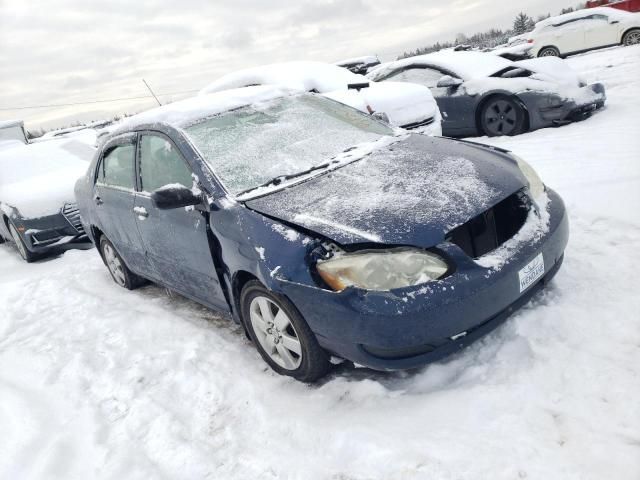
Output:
[[583, 13, 620, 47], [133, 132, 227, 308], [94, 135, 149, 274], [554, 18, 588, 54]]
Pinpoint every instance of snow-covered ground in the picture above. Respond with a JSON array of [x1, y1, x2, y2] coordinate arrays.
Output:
[[1, 46, 639, 480]]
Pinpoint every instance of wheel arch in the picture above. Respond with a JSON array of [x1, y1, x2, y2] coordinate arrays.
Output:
[[475, 92, 530, 136], [621, 27, 640, 44]]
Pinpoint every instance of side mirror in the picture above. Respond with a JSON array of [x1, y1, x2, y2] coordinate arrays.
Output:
[[372, 111, 390, 124], [151, 184, 201, 210], [436, 75, 463, 88]]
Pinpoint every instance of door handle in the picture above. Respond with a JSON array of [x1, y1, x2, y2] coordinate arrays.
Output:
[[94, 195, 103, 205], [133, 206, 148, 218]]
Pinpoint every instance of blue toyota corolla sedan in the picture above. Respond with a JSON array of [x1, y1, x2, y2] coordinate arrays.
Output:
[[75, 86, 568, 382]]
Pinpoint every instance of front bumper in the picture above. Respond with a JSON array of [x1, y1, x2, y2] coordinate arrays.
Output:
[[531, 83, 606, 128], [279, 188, 569, 370], [15, 210, 92, 255]]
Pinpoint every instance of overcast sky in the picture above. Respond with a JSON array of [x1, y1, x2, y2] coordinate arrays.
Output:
[[0, 0, 573, 130]]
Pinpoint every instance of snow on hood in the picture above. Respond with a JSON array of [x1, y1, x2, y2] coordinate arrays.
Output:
[[368, 51, 514, 82], [245, 135, 526, 247], [199, 61, 365, 96], [512, 57, 584, 86], [0, 138, 95, 219]]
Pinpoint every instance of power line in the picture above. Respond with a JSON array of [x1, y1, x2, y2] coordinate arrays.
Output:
[[0, 89, 200, 111]]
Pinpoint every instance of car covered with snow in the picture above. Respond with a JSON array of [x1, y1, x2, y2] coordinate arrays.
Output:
[[334, 55, 382, 74], [528, 7, 640, 58], [75, 86, 568, 382], [0, 138, 94, 261], [488, 34, 534, 61], [367, 50, 606, 137], [199, 61, 442, 135]]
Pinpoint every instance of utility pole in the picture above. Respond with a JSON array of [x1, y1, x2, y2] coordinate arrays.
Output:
[[142, 78, 162, 106]]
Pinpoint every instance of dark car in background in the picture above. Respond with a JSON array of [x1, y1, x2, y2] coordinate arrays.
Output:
[[367, 50, 606, 137], [0, 137, 94, 262], [75, 86, 568, 382]]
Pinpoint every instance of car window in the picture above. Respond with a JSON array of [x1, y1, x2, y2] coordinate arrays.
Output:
[[101, 144, 135, 189], [139, 135, 193, 192], [386, 67, 447, 88]]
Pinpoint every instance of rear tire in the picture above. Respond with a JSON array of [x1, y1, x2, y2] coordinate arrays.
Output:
[[622, 29, 640, 46], [9, 222, 37, 263], [240, 280, 331, 382], [479, 95, 527, 137], [538, 46, 560, 57], [99, 236, 146, 290]]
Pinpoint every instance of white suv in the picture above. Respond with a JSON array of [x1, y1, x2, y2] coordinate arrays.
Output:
[[529, 7, 640, 57]]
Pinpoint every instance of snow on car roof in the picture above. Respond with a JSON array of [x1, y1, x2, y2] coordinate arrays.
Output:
[[334, 55, 380, 66], [534, 6, 632, 29], [368, 51, 513, 81], [0, 119, 24, 129], [198, 61, 365, 96], [116, 85, 295, 133]]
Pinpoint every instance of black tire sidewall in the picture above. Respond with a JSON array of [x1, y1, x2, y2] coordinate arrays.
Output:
[[480, 95, 526, 137], [240, 280, 330, 382]]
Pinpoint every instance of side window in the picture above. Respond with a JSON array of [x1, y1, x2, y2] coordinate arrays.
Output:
[[101, 144, 135, 189], [388, 67, 448, 88], [139, 135, 193, 192]]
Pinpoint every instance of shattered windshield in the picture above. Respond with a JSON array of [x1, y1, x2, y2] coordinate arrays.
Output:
[[184, 94, 393, 195]]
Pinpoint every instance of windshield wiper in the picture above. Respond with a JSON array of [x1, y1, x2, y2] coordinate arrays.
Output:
[[237, 146, 363, 197]]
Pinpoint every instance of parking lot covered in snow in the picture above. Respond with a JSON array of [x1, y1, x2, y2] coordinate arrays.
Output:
[[1, 45, 639, 480]]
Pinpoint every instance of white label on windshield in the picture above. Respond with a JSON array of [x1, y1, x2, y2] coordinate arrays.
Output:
[[519, 253, 545, 293]]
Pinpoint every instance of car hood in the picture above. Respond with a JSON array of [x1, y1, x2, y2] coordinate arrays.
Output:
[[245, 135, 527, 247]]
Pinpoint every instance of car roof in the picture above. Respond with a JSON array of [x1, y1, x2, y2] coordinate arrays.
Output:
[[535, 7, 630, 29], [368, 51, 513, 81], [198, 61, 364, 96], [110, 85, 295, 136]]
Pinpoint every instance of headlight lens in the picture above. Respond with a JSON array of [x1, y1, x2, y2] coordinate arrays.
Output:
[[316, 249, 449, 292], [513, 154, 545, 201]]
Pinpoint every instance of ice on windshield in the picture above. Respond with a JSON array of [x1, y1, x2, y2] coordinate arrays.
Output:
[[184, 95, 392, 195]]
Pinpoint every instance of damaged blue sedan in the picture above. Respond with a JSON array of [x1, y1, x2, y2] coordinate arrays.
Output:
[[75, 86, 569, 382]]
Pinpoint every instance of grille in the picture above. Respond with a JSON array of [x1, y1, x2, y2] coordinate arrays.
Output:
[[62, 203, 85, 234], [446, 190, 530, 258]]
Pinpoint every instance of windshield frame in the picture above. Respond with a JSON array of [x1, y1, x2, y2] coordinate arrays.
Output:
[[182, 93, 398, 202]]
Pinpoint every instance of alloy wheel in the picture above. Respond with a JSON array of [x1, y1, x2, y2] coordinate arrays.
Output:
[[483, 99, 518, 136], [249, 296, 302, 370], [624, 31, 640, 46], [103, 243, 126, 286]]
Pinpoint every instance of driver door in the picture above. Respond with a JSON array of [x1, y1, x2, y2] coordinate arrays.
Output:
[[133, 132, 227, 309]]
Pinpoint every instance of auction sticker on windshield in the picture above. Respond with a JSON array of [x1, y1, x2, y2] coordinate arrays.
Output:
[[519, 253, 545, 293]]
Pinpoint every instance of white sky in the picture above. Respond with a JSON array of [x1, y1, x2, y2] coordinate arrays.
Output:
[[0, 0, 572, 130]]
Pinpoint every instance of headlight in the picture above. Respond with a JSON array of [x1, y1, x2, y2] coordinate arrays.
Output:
[[316, 249, 449, 292], [513, 154, 545, 201]]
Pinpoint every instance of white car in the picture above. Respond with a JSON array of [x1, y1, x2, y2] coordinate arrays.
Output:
[[529, 7, 640, 57], [199, 61, 442, 135]]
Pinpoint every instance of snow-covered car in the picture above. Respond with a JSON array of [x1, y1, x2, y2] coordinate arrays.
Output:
[[367, 50, 606, 137], [528, 7, 640, 57], [489, 34, 534, 61], [199, 61, 442, 135], [0, 138, 95, 262], [334, 55, 381, 74], [75, 86, 568, 382]]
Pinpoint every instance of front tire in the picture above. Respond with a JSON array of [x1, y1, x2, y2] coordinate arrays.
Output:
[[99, 236, 146, 290], [479, 95, 527, 137], [622, 29, 640, 46], [9, 222, 37, 262], [240, 280, 330, 382], [538, 46, 560, 57]]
